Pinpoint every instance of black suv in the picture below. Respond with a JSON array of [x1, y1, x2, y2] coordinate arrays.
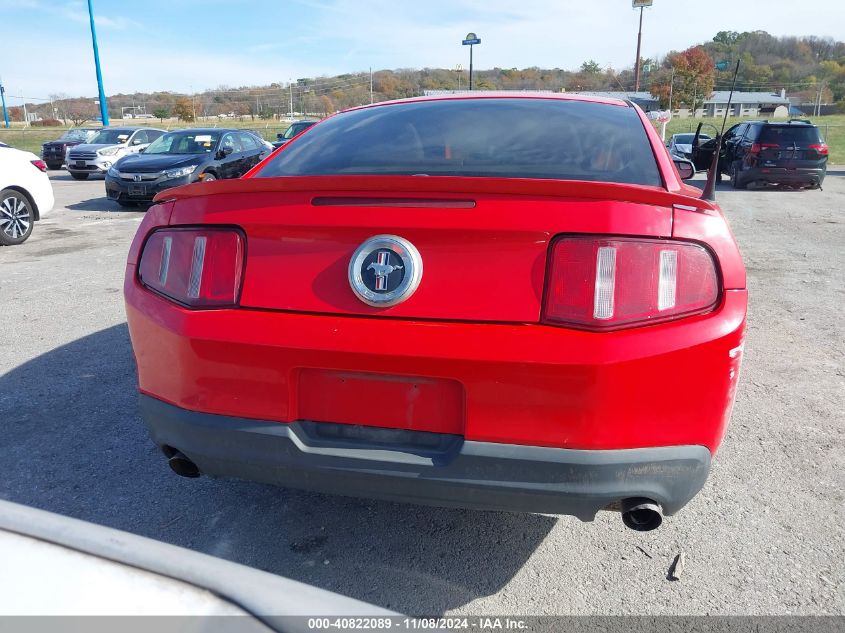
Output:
[[692, 120, 829, 189]]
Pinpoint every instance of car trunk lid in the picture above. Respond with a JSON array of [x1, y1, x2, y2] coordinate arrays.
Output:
[[162, 175, 701, 323]]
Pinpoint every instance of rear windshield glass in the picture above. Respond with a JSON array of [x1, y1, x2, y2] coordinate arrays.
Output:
[[256, 98, 662, 186], [759, 126, 821, 144]]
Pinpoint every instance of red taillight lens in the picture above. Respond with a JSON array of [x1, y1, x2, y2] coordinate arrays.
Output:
[[138, 228, 244, 308], [30, 160, 47, 172], [749, 143, 779, 155], [543, 237, 720, 331], [808, 143, 829, 156]]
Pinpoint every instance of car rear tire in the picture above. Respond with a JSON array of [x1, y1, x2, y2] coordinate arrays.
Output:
[[729, 162, 746, 190], [0, 189, 35, 246], [70, 172, 89, 181], [47, 163, 63, 170]]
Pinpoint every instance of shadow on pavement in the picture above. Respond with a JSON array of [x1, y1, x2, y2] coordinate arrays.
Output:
[[65, 198, 145, 213], [0, 324, 555, 614]]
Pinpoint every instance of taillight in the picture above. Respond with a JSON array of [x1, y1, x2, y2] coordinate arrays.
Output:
[[749, 143, 779, 155], [543, 237, 720, 331], [30, 160, 47, 172], [809, 143, 829, 156], [138, 228, 244, 308]]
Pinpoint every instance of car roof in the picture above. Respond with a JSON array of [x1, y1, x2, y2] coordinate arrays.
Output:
[[169, 128, 235, 134], [342, 91, 632, 115], [746, 119, 817, 127], [98, 126, 163, 132]]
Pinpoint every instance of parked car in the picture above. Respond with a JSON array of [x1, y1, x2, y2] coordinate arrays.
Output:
[[66, 127, 166, 181], [667, 132, 711, 161], [40, 128, 99, 170], [125, 94, 746, 531], [244, 129, 275, 152], [691, 119, 829, 189], [105, 128, 271, 207], [0, 499, 390, 618], [0, 145, 54, 246], [272, 120, 318, 148]]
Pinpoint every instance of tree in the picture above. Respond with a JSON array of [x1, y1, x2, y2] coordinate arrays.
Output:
[[66, 100, 97, 126], [580, 60, 602, 74], [173, 97, 194, 121], [650, 46, 714, 115], [319, 95, 335, 116], [8, 107, 23, 122], [153, 108, 169, 123]]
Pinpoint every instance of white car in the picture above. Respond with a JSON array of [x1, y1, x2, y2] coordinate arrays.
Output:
[[66, 127, 165, 180], [667, 132, 712, 160], [0, 146, 54, 245]]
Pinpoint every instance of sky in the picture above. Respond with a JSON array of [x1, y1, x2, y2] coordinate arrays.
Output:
[[1, 0, 844, 106]]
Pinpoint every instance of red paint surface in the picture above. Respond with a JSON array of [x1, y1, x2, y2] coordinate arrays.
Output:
[[127, 95, 747, 454]]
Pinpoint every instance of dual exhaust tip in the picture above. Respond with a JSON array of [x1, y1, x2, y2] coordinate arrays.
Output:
[[161, 447, 664, 531], [621, 497, 663, 532], [162, 447, 200, 479]]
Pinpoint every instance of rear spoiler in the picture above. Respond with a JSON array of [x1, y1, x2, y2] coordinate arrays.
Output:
[[155, 175, 719, 213]]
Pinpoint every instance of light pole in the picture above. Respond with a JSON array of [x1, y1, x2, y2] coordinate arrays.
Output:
[[87, 0, 109, 126], [0, 79, 9, 128], [462, 33, 480, 90], [632, 0, 653, 92]]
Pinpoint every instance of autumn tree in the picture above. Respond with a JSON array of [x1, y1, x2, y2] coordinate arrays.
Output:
[[319, 95, 335, 116], [651, 46, 714, 114], [173, 97, 195, 121]]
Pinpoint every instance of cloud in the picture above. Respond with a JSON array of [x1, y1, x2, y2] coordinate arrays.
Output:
[[55, 2, 141, 30]]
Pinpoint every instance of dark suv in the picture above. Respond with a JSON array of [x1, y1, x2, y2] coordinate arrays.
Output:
[[692, 120, 829, 189]]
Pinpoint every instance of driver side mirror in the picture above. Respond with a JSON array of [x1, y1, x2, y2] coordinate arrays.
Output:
[[674, 159, 695, 180], [132, 138, 143, 146], [217, 146, 234, 159]]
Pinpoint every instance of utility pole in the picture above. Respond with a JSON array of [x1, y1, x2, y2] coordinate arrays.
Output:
[[692, 84, 697, 118], [289, 81, 294, 117], [87, 0, 109, 126], [632, 1, 653, 93], [0, 79, 9, 128], [667, 67, 675, 113]]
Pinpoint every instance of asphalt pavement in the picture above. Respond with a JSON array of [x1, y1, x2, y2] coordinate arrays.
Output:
[[0, 169, 842, 615]]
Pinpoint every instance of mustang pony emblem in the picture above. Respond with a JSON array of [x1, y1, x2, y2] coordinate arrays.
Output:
[[367, 252, 403, 291]]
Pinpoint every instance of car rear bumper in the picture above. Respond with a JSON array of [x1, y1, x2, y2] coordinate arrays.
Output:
[[743, 166, 826, 185], [140, 394, 712, 519], [126, 276, 747, 454]]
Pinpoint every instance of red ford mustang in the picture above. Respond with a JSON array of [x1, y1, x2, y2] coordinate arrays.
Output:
[[125, 94, 746, 531]]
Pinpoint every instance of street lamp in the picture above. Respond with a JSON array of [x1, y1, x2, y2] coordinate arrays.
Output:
[[462, 32, 481, 90], [632, 0, 653, 92], [87, 0, 109, 125]]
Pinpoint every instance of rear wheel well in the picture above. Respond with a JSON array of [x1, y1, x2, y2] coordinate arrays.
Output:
[[2, 186, 39, 220]]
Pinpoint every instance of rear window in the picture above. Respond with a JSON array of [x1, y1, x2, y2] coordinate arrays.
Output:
[[759, 126, 821, 145], [256, 98, 662, 186]]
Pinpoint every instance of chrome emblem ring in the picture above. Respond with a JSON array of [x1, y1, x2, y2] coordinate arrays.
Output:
[[348, 235, 423, 307]]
